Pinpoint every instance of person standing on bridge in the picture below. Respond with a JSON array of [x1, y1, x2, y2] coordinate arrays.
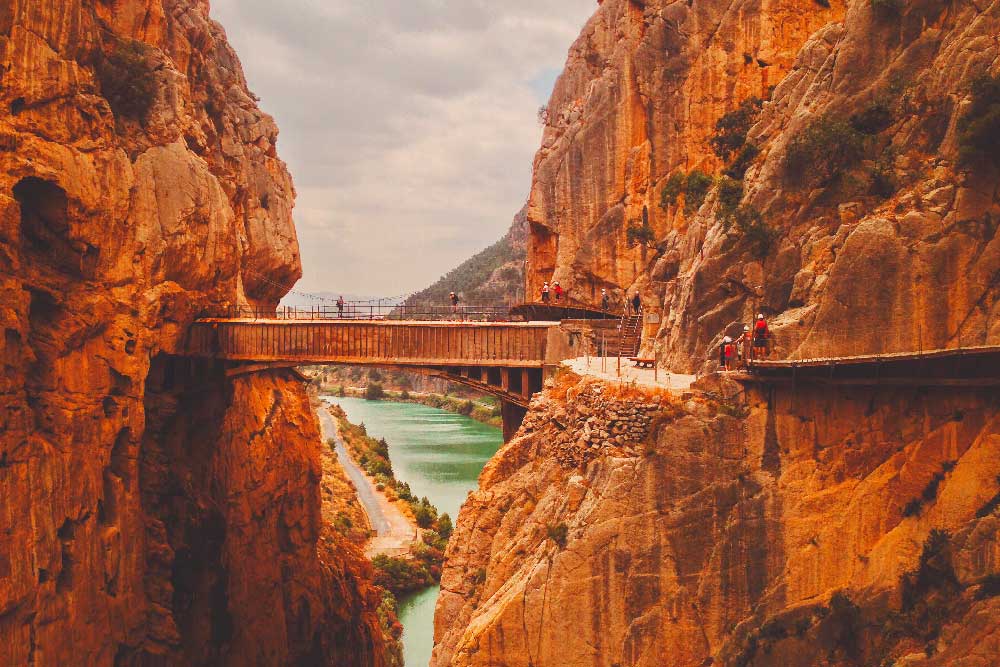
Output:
[[336, 295, 345, 318], [541, 282, 551, 303], [449, 291, 460, 317], [753, 314, 770, 359], [553, 281, 564, 302], [601, 288, 610, 311], [631, 292, 642, 315]]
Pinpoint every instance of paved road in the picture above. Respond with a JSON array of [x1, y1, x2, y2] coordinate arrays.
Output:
[[316, 404, 416, 557]]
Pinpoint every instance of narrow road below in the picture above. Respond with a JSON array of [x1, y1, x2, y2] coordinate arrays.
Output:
[[316, 404, 417, 558]]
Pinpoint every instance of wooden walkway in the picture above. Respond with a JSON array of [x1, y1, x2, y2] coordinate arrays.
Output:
[[737, 345, 1000, 387]]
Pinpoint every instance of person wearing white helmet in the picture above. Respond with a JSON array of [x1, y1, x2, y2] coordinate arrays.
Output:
[[449, 291, 460, 316], [737, 324, 751, 366], [753, 313, 770, 359], [541, 281, 551, 304]]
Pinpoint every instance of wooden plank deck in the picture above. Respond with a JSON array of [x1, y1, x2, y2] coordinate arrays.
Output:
[[187, 319, 560, 368]]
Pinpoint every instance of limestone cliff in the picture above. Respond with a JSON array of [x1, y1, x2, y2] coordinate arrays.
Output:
[[527, 0, 999, 370], [433, 372, 1000, 666], [0, 1, 387, 665]]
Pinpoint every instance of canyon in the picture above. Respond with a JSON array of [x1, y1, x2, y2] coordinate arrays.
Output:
[[4, 0, 1000, 665]]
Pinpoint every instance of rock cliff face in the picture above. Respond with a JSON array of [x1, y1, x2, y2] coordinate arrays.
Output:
[[433, 372, 1000, 666], [0, 1, 387, 665], [527, 0, 999, 370]]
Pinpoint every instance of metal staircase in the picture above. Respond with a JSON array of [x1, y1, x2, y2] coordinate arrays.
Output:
[[614, 312, 643, 358]]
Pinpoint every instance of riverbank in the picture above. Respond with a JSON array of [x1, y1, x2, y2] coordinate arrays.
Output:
[[328, 396, 504, 667], [325, 401, 453, 594], [324, 386, 503, 428]]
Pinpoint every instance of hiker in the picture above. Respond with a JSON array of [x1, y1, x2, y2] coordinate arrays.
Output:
[[739, 324, 752, 367], [553, 281, 564, 302], [631, 293, 642, 315], [336, 295, 345, 318], [449, 291, 460, 315], [541, 282, 551, 303], [718, 337, 727, 367], [600, 288, 610, 311], [723, 336, 736, 371], [753, 313, 770, 359]]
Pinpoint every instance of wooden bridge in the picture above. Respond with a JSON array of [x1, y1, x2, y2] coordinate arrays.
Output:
[[186, 318, 585, 439]]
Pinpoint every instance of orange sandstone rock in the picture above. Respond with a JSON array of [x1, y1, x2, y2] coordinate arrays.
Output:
[[0, 1, 388, 665]]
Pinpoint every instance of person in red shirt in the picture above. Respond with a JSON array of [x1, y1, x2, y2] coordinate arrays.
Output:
[[723, 336, 735, 371], [753, 314, 770, 359], [553, 281, 564, 302]]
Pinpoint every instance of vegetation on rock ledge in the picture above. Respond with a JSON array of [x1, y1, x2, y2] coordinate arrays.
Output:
[[98, 40, 157, 121]]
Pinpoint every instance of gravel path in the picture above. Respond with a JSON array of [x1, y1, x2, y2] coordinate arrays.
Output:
[[317, 406, 416, 558]]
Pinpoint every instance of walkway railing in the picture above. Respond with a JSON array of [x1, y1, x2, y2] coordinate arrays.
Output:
[[208, 303, 514, 322]]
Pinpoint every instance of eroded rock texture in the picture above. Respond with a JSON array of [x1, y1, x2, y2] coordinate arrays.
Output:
[[527, 0, 1000, 370], [433, 374, 1000, 666], [0, 1, 387, 665]]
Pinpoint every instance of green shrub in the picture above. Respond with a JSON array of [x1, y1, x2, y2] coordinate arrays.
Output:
[[785, 114, 866, 186], [546, 523, 569, 548], [684, 170, 714, 215], [851, 100, 894, 135], [437, 513, 453, 539], [659, 171, 685, 210], [395, 481, 413, 502], [337, 384, 346, 397], [399, 389, 410, 400], [957, 74, 1000, 168], [98, 40, 157, 120], [626, 220, 656, 247], [365, 382, 385, 400], [372, 554, 435, 593], [716, 177, 744, 223], [732, 206, 778, 259], [903, 498, 923, 518], [413, 500, 437, 529], [722, 143, 760, 180], [333, 512, 353, 534], [458, 399, 474, 416], [710, 97, 763, 162]]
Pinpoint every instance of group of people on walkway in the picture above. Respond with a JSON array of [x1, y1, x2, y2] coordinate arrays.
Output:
[[541, 283, 643, 316], [539, 281, 566, 303], [719, 314, 772, 371]]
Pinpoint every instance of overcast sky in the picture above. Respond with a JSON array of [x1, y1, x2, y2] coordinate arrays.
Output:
[[209, 0, 595, 298]]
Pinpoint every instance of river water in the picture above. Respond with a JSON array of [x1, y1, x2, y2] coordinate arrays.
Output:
[[327, 397, 503, 666]]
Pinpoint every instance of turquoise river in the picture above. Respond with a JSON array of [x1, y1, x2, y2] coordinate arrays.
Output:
[[327, 397, 504, 667]]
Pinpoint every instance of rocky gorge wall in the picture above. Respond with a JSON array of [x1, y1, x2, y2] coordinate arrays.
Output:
[[0, 1, 387, 665], [528, 0, 999, 370], [432, 372, 1000, 666]]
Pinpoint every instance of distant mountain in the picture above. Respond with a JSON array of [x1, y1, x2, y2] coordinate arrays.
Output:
[[405, 205, 528, 308]]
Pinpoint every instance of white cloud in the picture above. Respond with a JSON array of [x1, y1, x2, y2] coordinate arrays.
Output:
[[210, 0, 595, 296]]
